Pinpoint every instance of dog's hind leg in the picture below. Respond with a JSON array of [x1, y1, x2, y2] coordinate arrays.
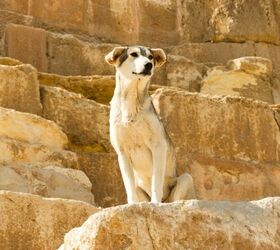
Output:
[[168, 173, 196, 202], [151, 143, 167, 203]]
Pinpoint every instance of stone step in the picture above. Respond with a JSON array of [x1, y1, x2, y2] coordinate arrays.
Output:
[[77, 152, 126, 208], [0, 137, 78, 169], [4, 23, 116, 76], [40, 85, 111, 151], [0, 56, 22, 66], [153, 87, 280, 166], [0, 106, 68, 150], [0, 63, 42, 114], [0, 164, 94, 204], [200, 57, 274, 104], [38, 72, 162, 105], [0, 190, 99, 250], [38, 72, 115, 105], [59, 198, 280, 250], [168, 42, 280, 78]]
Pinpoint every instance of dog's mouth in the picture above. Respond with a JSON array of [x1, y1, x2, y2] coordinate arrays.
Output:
[[132, 70, 152, 76]]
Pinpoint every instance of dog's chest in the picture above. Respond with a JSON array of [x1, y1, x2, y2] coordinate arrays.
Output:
[[111, 114, 154, 148]]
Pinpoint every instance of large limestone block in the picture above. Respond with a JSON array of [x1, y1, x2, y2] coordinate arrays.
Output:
[[0, 107, 68, 150], [169, 42, 257, 69], [0, 63, 42, 114], [0, 165, 94, 204], [152, 88, 280, 171], [227, 57, 273, 76], [40, 85, 111, 150], [0, 137, 78, 168], [201, 57, 274, 103], [77, 152, 126, 207], [210, 0, 280, 45], [5, 24, 48, 71], [29, 0, 86, 31], [38, 72, 162, 105], [3, 24, 117, 76], [0, 191, 99, 250], [134, 0, 180, 46], [38, 72, 115, 105], [0, 11, 33, 55], [255, 43, 280, 76], [188, 156, 280, 201], [60, 198, 280, 250], [0, 0, 29, 14], [47, 33, 116, 76], [87, 0, 179, 46], [165, 55, 207, 91], [169, 42, 280, 76], [176, 0, 216, 43], [0, 56, 22, 66], [87, 0, 136, 45]]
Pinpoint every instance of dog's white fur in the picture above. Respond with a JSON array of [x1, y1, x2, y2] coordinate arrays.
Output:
[[105, 46, 196, 203]]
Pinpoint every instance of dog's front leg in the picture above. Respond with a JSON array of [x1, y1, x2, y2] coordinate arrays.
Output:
[[151, 142, 167, 203], [117, 153, 138, 204]]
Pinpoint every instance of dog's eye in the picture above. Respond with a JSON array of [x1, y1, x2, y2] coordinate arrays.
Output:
[[130, 52, 138, 57], [148, 55, 153, 60]]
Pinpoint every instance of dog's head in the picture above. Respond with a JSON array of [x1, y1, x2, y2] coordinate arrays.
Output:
[[105, 46, 166, 79]]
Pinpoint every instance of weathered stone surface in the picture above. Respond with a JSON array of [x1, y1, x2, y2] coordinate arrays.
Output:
[[29, 0, 86, 31], [47, 33, 116, 76], [0, 0, 29, 14], [0, 137, 78, 169], [0, 56, 22, 66], [1, 1, 280, 47], [152, 88, 280, 172], [201, 57, 274, 103], [0, 63, 42, 114], [0, 10, 33, 55], [60, 198, 280, 250], [77, 152, 126, 207], [169, 42, 280, 76], [134, 0, 180, 47], [38, 72, 115, 104], [0, 107, 68, 150], [165, 55, 207, 91], [87, 0, 179, 47], [188, 156, 280, 201], [87, 0, 136, 45], [176, 0, 216, 43], [40, 85, 111, 150], [227, 56, 273, 76], [272, 79, 280, 104], [210, 0, 280, 45], [0, 191, 99, 250], [5, 24, 48, 71], [0, 164, 94, 204], [3, 23, 118, 76], [255, 43, 280, 76]]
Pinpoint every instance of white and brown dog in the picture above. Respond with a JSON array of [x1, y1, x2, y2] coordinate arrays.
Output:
[[105, 46, 196, 203]]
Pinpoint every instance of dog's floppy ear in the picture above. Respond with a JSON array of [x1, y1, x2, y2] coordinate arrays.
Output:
[[105, 47, 126, 66], [151, 48, 166, 68]]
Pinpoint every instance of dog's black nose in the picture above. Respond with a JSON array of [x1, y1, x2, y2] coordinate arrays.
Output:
[[145, 63, 153, 71]]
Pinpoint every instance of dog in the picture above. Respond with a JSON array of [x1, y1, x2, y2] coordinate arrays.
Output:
[[105, 46, 196, 203]]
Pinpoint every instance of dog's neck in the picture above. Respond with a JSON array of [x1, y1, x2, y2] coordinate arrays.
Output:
[[112, 71, 151, 122]]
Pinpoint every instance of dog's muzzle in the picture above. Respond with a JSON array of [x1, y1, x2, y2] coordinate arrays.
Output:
[[133, 62, 153, 76]]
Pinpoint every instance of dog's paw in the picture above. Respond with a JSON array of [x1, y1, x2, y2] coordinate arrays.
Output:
[[127, 199, 139, 204], [150, 199, 161, 204]]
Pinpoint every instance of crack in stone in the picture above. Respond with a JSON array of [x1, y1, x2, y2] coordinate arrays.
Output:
[[145, 217, 155, 250]]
